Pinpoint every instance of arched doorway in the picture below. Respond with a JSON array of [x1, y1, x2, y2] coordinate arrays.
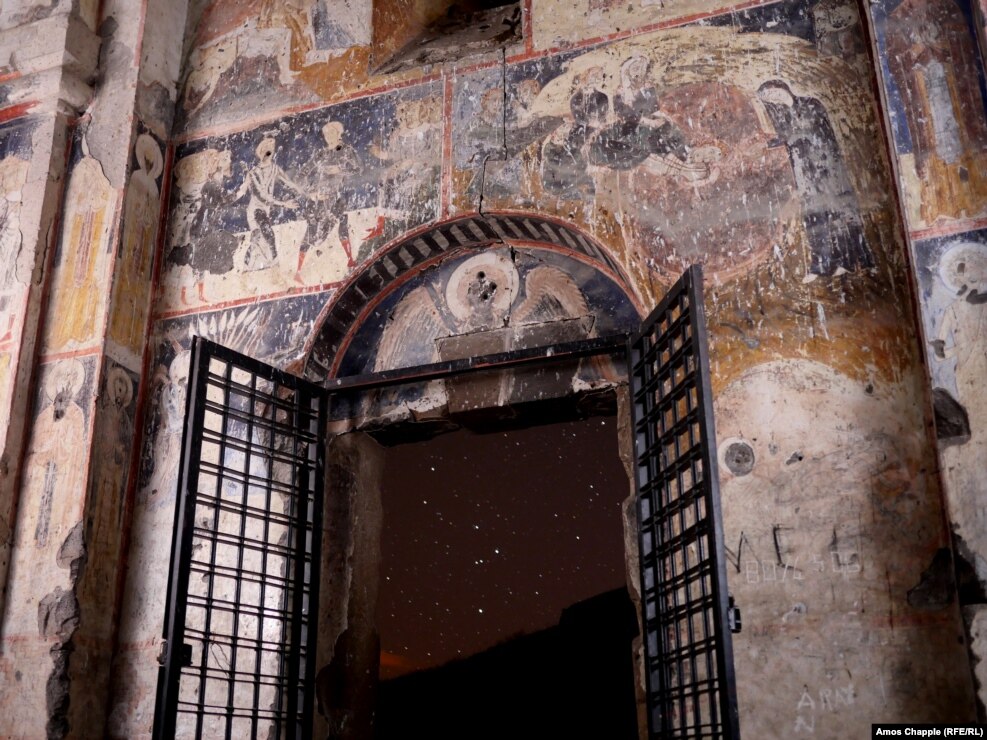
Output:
[[151, 213, 740, 740], [307, 214, 644, 738]]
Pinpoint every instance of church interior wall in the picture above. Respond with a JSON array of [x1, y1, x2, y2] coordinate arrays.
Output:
[[0, 0, 985, 736]]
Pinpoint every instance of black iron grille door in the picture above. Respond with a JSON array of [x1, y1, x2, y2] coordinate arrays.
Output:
[[629, 265, 740, 739], [154, 337, 327, 739]]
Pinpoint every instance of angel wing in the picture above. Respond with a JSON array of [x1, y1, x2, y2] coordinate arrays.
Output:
[[373, 286, 450, 372], [514, 265, 591, 326]]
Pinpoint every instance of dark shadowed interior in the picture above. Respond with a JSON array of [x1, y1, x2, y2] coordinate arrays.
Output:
[[376, 417, 639, 738]]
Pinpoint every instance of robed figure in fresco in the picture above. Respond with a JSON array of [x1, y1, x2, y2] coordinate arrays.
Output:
[[757, 80, 875, 282], [885, 0, 987, 225]]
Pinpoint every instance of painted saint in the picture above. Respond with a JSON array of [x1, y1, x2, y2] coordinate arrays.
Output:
[[26, 359, 88, 551], [932, 242, 987, 432], [0, 155, 29, 345], [885, 0, 987, 225], [757, 80, 875, 282], [46, 156, 114, 351], [90, 365, 136, 553], [139, 348, 190, 508], [109, 134, 163, 354]]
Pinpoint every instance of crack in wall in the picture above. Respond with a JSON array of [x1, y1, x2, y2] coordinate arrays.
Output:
[[477, 47, 508, 216]]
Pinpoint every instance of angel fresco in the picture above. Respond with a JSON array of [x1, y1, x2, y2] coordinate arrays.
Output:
[[373, 251, 594, 371], [757, 80, 875, 282]]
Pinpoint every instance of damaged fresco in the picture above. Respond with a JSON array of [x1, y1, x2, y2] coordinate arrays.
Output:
[[179, 0, 375, 129], [161, 81, 442, 311], [0, 0, 970, 733], [42, 150, 118, 355], [912, 229, 987, 586], [872, 0, 987, 230], [107, 130, 166, 369], [0, 117, 34, 452], [451, 18, 889, 298], [0, 355, 96, 733], [716, 360, 973, 734]]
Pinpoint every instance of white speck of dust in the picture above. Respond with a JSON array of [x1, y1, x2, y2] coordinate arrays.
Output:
[[478, 608, 484, 614]]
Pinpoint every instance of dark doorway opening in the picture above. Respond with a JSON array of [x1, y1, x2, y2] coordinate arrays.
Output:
[[375, 417, 639, 739]]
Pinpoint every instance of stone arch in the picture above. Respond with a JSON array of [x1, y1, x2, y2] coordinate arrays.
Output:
[[302, 211, 642, 383]]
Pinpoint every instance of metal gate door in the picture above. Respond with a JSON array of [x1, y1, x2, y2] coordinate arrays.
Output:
[[153, 337, 327, 739], [152, 266, 738, 739], [629, 265, 740, 739]]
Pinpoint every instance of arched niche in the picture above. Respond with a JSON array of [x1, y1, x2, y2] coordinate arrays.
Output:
[[302, 212, 642, 382]]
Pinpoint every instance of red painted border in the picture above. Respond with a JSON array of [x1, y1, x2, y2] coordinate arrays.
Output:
[[174, 0, 786, 146], [910, 215, 987, 243], [297, 210, 642, 377]]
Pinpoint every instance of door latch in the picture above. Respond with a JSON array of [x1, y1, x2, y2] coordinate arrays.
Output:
[[728, 595, 742, 634], [157, 640, 194, 667]]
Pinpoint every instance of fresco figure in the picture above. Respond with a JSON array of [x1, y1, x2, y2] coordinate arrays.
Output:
[[469, 79, 564, 201], [110, 134, 163, 351], [757, 80, 874, 282], [27, 359, 87, 550], [0, 155, 28, 344], [589, 55, 689, 171], [47, 156, 114, 350], [167, 148, 239, 304], [932, 242, 987, 416], [91, 366, 135, 548], [542, 67, 609, 198], [886, 0, 987, 225], [296, 120, 361, 280], [139, 349, 190, 507], [232, 137, 307, 271]]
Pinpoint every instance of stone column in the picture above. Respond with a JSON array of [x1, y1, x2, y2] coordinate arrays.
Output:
[[316, 432, 384, 740], [866, 0, 987, 713], [0, 0, 186, 736]]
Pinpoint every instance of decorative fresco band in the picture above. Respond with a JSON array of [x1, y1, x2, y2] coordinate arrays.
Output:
[[303, 212, 626, 382]]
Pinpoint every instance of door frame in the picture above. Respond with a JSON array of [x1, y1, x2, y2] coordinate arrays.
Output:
[[152, 266, 741, 740]]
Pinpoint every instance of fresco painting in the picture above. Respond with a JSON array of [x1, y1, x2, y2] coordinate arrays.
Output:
[[161, 83, 442, 312], [873, 0, 987, 229], [0, 118, 34, 448], [911, 229, 987, 582], [107, 131, 165, 367], [447, 3, 912, 398], [137, 290, 328, 510], [43, 154, 117, 355], [180, 0, 374, 129], [87, 359, 138, 568], [21, 358, 94, 557], [339, 246, 639, 375]]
